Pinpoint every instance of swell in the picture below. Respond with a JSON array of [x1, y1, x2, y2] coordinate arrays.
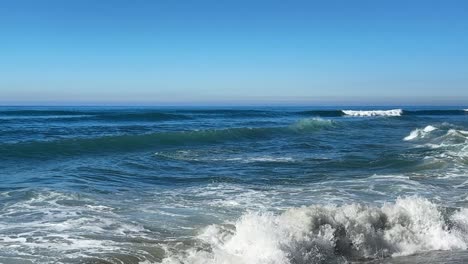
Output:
[[404, 110, 468, 116], [93, 112, 191, 121], [1, 118, 334, 158], [175, 109, 283, 117], [0, 110, 191, 122], [0, 110, 91, 116], [1, 109, 466, 122], [296, 110, 344, 117]]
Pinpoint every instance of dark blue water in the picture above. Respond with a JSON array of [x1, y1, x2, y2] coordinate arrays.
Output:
[[0, 106, 467, 264]]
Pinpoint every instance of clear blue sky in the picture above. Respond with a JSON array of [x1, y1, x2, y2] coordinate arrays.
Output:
[[1, 0, 467, 105]]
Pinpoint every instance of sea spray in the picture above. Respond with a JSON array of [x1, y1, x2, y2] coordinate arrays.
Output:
[[163, 197, 468, 264]]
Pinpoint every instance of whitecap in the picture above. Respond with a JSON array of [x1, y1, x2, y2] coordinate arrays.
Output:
[[342, 109, 403, 117], [404, 125, 437, 141]]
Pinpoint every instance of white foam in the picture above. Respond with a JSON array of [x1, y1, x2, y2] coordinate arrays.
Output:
[[0, 190, 153, 262], [342, 109, 403, 117], [163, 197, 468, 264], [404, 125, 437, 141]]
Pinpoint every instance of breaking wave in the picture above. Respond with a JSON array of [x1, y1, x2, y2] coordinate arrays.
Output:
[[298, 109, 468, 117], [163, 197, 468, 264], [403, 124, 468, 171], [404, 124, 468, 147], [404, 125, 438, 141], [342, 109, 403, 117]]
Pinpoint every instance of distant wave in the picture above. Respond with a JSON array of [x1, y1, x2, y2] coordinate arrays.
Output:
[[404, 110, 468, 116], [175, 109, 283, 118], [1, 109, 466, 122], [295, 110, 344, 117], [298, 109, 468, 117], [94, 112, 190, 121], [342, 109, 403, 117], [163, 197, 468, 264], [1, 118, 334, 158]]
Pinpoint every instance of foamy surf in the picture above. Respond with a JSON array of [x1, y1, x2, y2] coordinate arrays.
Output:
[[342, 109, 403, 117], [2, 106, 468, 263], [404, 125, 438, 141], [162, 197, 468, 264]]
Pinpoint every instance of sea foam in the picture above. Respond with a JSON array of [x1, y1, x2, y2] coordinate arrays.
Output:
[[342, 109, 403, 117], [163, 197, 468, 264]]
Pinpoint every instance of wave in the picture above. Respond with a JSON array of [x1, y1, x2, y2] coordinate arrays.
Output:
[[403, 124, 468, 170], [404, 124, 468, 145], [298, 109, 468, 117], [163, 197, 468, 264], [342, 109, 403, 117], [175, 109, 283, 118], [404, 125, 438, 141], [1, 118, 334, 158], [1, 109, 466, 122]]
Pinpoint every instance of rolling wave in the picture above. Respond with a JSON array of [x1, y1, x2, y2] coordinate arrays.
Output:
[[1, 118, 333, 158], [404, 110, 468, 116], [163, 197, 468, 264]]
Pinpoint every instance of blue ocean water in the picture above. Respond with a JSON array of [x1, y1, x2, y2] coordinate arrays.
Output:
[[0, 106, 468, 263]]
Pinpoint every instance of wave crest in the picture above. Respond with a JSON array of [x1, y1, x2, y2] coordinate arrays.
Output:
[[164, 197, 468, 264], [404, 125, 438, 141], [342, 109, 403, 117]]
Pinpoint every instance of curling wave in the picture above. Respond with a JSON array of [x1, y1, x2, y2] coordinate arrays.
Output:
[[163, 197, 468, 264]]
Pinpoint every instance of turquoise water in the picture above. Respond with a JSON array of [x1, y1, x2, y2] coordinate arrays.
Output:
[[0, 106, 468, 263]]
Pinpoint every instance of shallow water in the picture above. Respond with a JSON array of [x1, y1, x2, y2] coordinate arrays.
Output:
[[0, 106, 467, 263]]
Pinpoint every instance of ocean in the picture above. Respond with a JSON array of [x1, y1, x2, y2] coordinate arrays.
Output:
[[0, 106, 467, 264]]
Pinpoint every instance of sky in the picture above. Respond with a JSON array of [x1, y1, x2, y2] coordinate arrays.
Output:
[[0, 0, 467, 105]]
